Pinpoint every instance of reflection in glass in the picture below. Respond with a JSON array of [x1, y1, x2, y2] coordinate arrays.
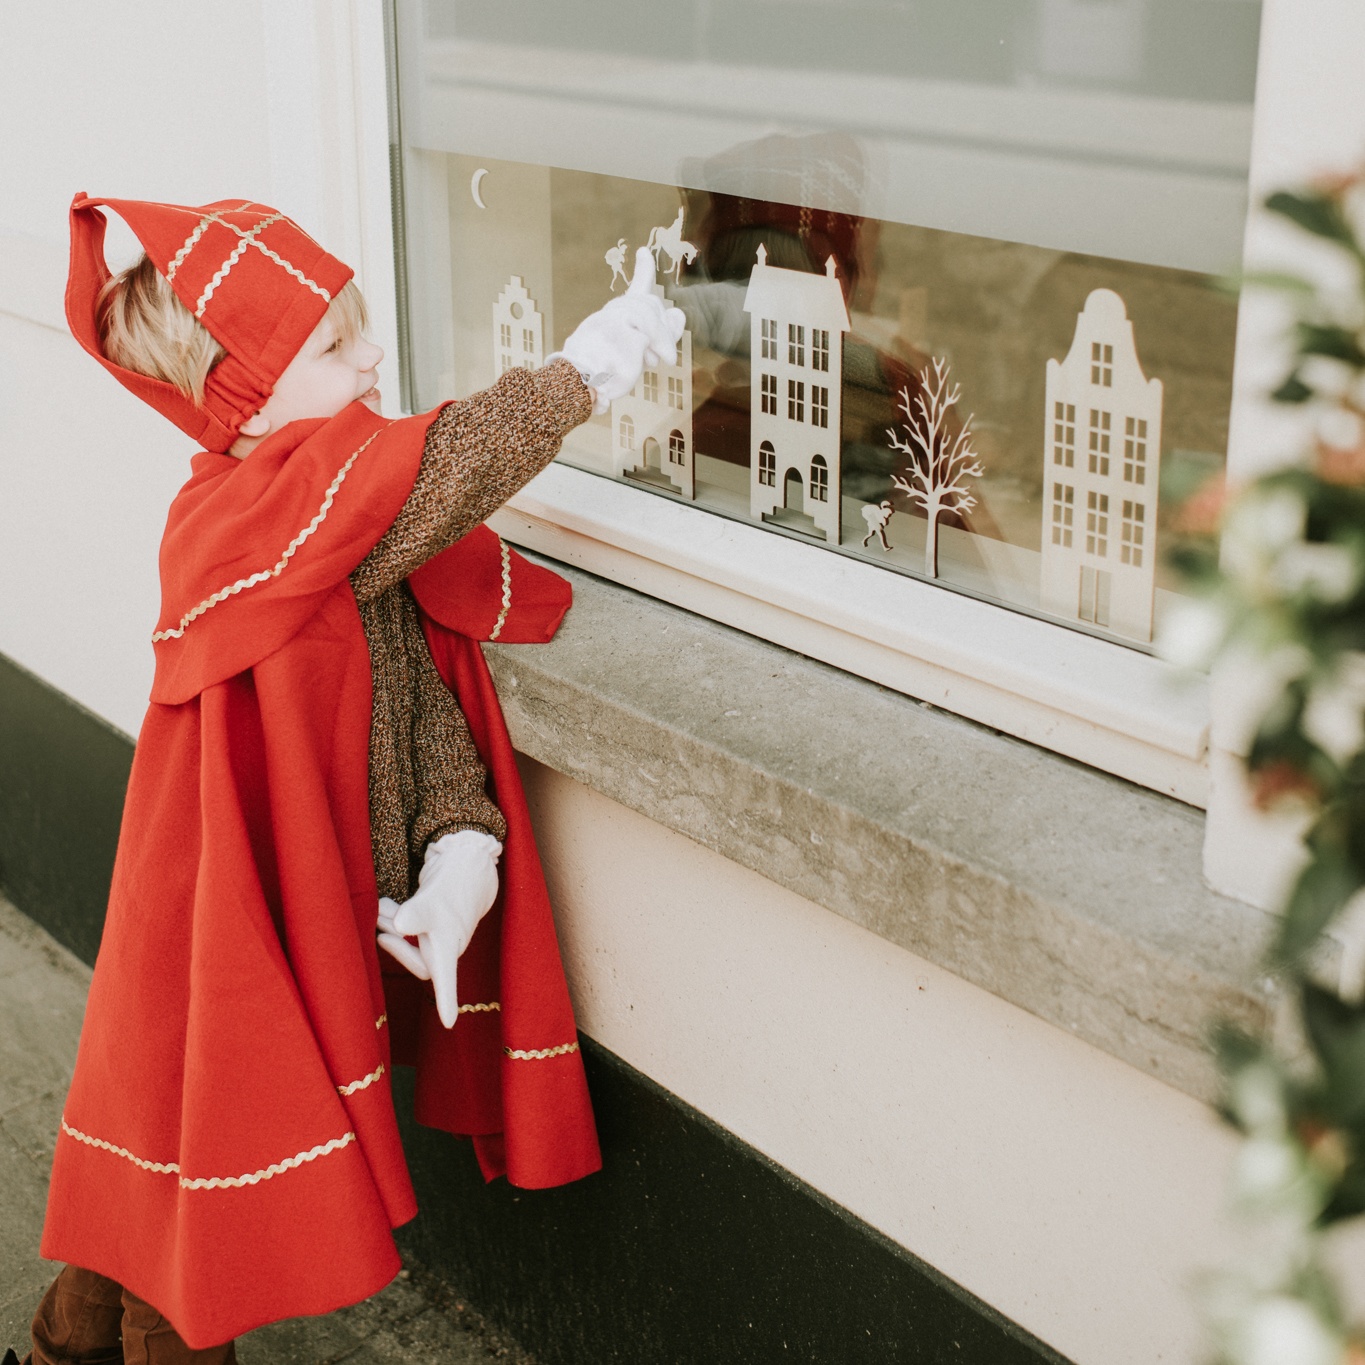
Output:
[[389, 0, 1258, 649]]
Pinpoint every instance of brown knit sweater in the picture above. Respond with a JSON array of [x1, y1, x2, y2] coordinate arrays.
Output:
[[349, 359, 591, 902]]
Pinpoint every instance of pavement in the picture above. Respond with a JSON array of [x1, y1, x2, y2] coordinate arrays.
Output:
[[0, 895, 530, 1363]]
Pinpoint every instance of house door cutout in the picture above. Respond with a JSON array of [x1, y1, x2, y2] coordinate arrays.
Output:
[[1078, 566, 1112, 628], [784, 468, 804, 514]]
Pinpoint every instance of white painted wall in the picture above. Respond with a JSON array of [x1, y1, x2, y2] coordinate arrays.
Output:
[[521, 756, 1247, 1365], [0, 0, 399, 737]]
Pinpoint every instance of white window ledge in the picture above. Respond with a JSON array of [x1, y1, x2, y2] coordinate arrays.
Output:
[[491, 461, 1211, 806]]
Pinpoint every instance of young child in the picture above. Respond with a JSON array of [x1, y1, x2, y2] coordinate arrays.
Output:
[[24, 194, 683, 1363]]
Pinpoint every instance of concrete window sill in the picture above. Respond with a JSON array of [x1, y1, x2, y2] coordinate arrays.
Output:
[[487, 556, 1277, 1102]]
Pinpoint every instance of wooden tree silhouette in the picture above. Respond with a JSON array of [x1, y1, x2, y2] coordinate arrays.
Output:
[[888, 359, 984, 579]]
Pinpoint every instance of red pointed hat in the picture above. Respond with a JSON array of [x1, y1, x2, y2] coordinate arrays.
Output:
[[67, 194, 354, 452]]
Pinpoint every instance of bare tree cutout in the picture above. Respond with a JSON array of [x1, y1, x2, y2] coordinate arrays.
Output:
[[888, 359, 984, 579]]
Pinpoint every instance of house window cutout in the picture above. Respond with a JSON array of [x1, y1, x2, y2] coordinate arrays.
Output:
[[811, 385, 829, 429], [619, 415, 635, 451], [669, 429, 686, 464], [810, 456, 829, 503], [1086, 490, 1109, 556], [812, 329, 830, 373], [1088, 410, 1111, 476], [761, 318, 778, 360], [668, 375, 684, 410], [1053, 402, 1076, 467], [643, 371, 658, 404], [1051, 482, 1074, 547], [788, 324, 805, 367], [1090, 342, 1113, 387], [758, 441, 777, 488], [788, 379, 805, 423], [1121, 500, 1145, 566], [1123, 417, 1148, 484], [760, 373, 777, 415]]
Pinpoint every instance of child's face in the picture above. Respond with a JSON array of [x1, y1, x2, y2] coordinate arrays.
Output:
[[231, 312, 383, 456]]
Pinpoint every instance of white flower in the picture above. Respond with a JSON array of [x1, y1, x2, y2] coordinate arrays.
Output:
[[1223, 489, 1308, 585], [1157, 597, 1229, 670], [1303, 653, 1365, 762], [1213, 644, 1313, 756], [1231, 1135, 1322, 1218], [1233, 1296, 1344, 1365], [1228, 1062, 1289, 1136], [1271, 543, 1361, 602]]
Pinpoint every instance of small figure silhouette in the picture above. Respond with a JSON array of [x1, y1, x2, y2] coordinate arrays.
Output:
[[605, 239, 629, 291], [861, 500, 894, 551]]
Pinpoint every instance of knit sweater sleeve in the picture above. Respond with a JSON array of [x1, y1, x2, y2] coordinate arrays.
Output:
[[351, 359, 591, 604]]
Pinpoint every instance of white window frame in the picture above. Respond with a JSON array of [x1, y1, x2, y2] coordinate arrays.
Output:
[[288, 0, 1365, 813]]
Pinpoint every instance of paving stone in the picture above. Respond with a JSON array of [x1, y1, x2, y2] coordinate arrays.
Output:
[[330, 1306, 498, 1363], [0, 895, 533, 1364], [1, 1088, 64, 1169], [237, 1275, 430, 1364]]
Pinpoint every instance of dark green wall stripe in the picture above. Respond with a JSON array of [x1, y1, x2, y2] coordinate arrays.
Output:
[[0, 651, 132, 965], [395, 1047, 1071, 1365], [0, 651, 1071, 1364]]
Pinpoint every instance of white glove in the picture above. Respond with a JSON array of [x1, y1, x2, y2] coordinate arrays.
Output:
[[549, 247, 686, 414], [376, 830, 503, 1028]]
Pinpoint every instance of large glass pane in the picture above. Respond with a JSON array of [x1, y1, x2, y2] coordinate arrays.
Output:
[[388, 0, 1260, 648]]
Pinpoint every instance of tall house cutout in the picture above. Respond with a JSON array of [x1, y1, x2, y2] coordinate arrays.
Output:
[[744, 246, 851, 544], [1040, 289, 1162, 642], [610, 281, 695, 498], [492, 276, 544, 378]]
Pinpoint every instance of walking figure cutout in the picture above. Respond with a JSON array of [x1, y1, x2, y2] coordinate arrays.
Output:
[[605, 239, 629, 291], [861, 500, 894, 550]]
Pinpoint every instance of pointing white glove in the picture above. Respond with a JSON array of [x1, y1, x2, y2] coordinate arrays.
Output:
[[376, 830, 502, 1028], [549, 247, 686, 414]]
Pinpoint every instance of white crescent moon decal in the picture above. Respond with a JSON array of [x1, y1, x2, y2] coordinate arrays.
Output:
[[471, 168, 489, 210]]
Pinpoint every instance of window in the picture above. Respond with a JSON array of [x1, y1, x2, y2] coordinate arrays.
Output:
[[1051, 483, 1074, 547], [388, 0, 1258, 799], [758, 441, 776, 488], [499, 322, 511, 349], [643, 371, 658, 404], [1053, 402, 1075, 467], [1090, 342, 1113, 387], [619, 415, 635, 451], [1121, 501, 1145, 567], [810, 456, 829, 502], [1124, 417, 1148, 484], [522, 327, 535, 356], [669, 429, 686, 465], [1088, 410, 1111, 476], [667, 375, 684, 410], [812, 329, 830, 373], [1085, 491, 1109, 557], [500, 354, 513, 373]]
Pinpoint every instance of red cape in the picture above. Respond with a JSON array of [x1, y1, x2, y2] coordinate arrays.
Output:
[[41, 402, 600, 1346]]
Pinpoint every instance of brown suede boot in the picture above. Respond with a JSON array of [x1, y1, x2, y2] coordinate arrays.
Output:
[[28, 1266, 237, 1365]]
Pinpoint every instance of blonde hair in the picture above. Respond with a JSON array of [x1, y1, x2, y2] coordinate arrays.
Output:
[[98, 254, 368, 406]]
